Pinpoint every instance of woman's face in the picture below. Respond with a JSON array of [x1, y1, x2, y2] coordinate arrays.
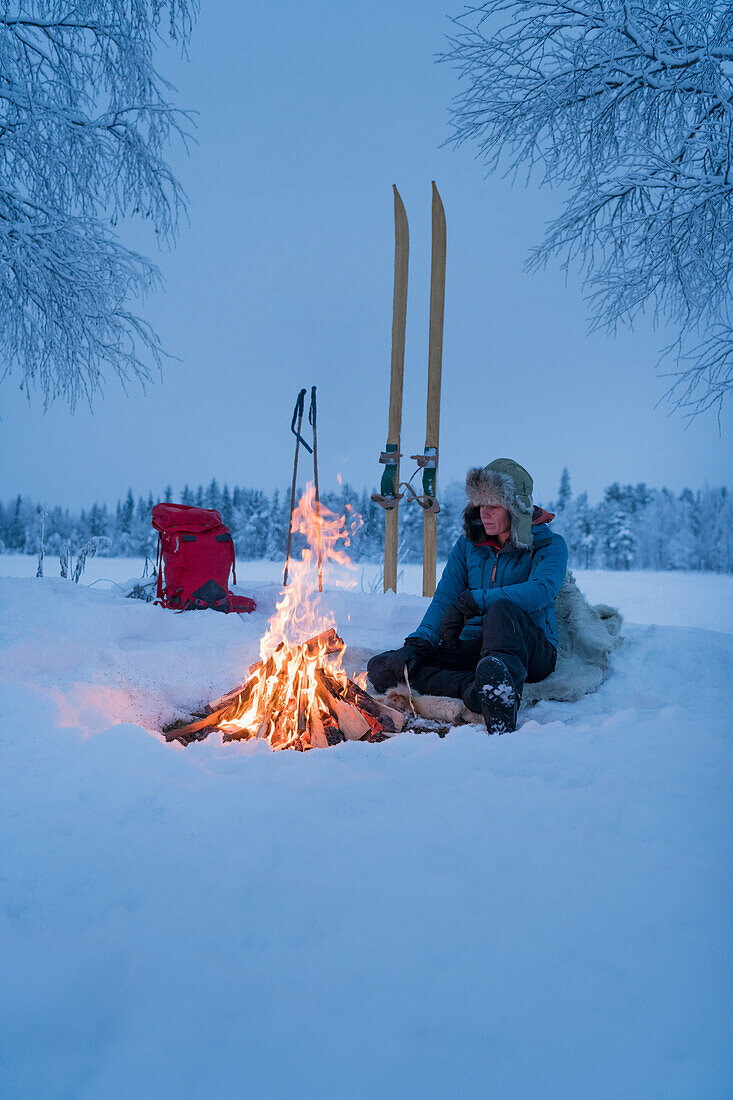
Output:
[[480, 505, 511, 538]]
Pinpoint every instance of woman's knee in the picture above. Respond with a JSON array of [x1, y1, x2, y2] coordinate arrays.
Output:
[[484, 598, 519, 624]]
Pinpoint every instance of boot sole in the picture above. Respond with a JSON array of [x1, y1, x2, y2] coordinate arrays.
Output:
[[475, 656, 518, 735]]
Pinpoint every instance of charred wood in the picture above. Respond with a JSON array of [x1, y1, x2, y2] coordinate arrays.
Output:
[[315, 668, 404, 734]]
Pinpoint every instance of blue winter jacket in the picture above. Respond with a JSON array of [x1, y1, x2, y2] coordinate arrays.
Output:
[[409, 524, 568, 650]]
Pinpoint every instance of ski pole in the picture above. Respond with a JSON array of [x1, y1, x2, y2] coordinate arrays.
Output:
[[309, 386, 323, 592], [284, 388, 312, 586]]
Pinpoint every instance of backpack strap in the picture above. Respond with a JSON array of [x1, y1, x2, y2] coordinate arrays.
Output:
[[155, 534, 164, 602]]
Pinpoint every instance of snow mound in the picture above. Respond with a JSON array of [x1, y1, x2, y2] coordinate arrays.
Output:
[[1, 572, 731, 1098]]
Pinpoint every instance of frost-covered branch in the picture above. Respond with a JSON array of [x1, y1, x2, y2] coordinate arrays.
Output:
[[0, 1, 198, 409], [443, 1, 733, 416]]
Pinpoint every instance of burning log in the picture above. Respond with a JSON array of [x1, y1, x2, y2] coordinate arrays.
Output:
[[161, 670, 263, 744], [316, 675, 370, 740], [160, 718, 213, 745], [306, 708, 329, 749], [164, 630, 403, 750], [315, 667, 404, 735], [207, 628, 343, 712], [163, 486, 405, 751]]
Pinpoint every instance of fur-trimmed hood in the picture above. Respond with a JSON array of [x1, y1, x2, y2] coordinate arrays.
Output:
[[464, 458, 535, 549]]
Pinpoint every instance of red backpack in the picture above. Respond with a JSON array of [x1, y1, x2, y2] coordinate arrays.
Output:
[[152, 503, 256, 614]]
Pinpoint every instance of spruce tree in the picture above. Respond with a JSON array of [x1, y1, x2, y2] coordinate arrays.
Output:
[[205, 479, 222, 513], [557, 467, 572, 512], [11, 495, 24, 549], [221, 484, 233, 527], [120, 490, 134, 534]]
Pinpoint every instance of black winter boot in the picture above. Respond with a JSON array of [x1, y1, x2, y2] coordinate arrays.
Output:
[[474, 656, 519, 735], [461, 681, 480, 714]]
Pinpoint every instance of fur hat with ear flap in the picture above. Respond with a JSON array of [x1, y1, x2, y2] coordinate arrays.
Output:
[[464, 458, 534, 550]]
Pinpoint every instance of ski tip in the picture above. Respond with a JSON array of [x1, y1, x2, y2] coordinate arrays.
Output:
[[431, 182, 445, 221]]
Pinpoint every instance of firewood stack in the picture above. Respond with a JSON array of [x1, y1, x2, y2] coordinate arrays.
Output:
[[162, 629, 405, 751]]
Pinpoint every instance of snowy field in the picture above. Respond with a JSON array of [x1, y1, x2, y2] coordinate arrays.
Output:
[[1, 558, 732, 1098], [3, 552, 733, 633]]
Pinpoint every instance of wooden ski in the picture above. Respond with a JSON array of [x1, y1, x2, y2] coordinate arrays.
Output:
[[422, 182, 446, 597], [373, 185, 409, 593]]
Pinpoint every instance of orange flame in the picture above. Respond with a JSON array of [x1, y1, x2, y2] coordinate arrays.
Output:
[[259, 483, 356, 661], [219, 483, 361, 749]]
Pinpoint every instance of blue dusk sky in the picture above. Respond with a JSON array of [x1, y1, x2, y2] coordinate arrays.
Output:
[[1, 0, 730, 510]]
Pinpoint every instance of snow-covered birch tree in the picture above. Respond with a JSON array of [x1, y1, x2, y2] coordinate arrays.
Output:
[[443, 1, 733, 417], [0, 1, 197, 410]]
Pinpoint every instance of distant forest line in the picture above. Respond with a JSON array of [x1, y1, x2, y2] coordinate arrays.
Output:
[[2, 471, 731, 573]]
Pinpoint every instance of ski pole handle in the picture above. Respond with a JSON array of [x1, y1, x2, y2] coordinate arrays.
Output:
[[309, 387, 323, 593], [285, 389, 308, 586], [308, 386, 317, 431], [291, 388, 313, 454]]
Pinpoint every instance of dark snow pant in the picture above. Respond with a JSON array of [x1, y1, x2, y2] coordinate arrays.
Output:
[[410, 599, 557, 705]]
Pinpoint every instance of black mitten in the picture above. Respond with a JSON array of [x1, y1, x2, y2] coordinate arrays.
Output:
[[401, 637, 434, 677], [439, 590, 480, 645], [367, 637, 433, 693]]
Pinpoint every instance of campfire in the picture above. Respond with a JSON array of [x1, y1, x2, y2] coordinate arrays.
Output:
[[163, 485, 404, 750]]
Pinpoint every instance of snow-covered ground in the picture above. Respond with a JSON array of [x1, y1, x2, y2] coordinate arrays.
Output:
[[1, 561, 731, 1098], [4, 552, 733, 633]]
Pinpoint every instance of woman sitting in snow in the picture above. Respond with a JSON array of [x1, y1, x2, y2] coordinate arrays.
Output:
[[367, 458, 568, 734]]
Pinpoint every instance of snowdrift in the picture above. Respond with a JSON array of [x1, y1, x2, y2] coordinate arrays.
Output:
[[1, 570, 731, 1099]]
